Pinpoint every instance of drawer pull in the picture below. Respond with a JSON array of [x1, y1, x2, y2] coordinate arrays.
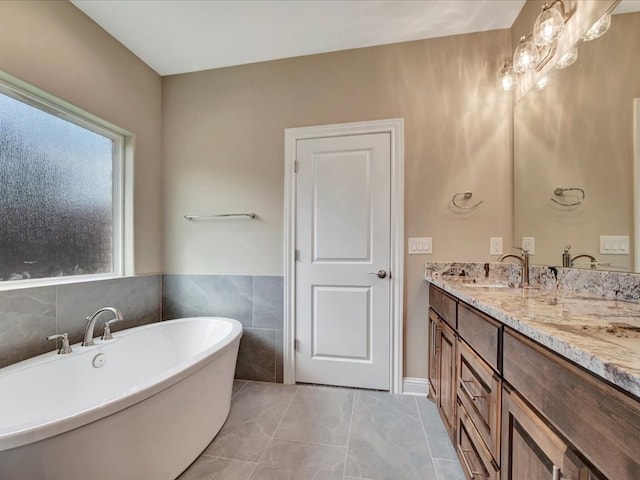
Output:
[[461, 379, 486, 400], [432, 321, 440, 353], [460, 448, 488, 478]]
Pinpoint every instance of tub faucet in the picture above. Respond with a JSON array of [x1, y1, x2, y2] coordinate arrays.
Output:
[[498, 247, 530, 287], [82, 307, 125, 346]]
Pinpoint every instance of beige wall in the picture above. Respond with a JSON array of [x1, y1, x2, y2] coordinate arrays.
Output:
[[0, 1, 163, 274], [514, 12, 640, 270], [163, 30, 513, 378]]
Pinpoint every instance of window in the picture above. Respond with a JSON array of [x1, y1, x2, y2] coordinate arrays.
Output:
[[0, 81, 123, 283]]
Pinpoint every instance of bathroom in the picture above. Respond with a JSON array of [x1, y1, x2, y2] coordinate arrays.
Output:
[[0, 0, 638, 479]]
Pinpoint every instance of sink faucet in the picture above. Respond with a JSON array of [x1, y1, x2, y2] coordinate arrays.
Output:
[[82, 307, 124, 346], [498, 247, 530, 287], [571, 253, 598, 269]]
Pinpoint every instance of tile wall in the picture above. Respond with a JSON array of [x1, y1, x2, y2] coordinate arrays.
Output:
[[162, 274, 284, 383], [0, 275, 162, 368]]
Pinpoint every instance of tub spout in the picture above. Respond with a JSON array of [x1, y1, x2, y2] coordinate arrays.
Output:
[[82, 307, 125, 347]]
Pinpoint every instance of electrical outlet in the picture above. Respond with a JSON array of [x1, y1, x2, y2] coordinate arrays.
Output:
[[490, 237, 503, 255], [522, 237, 535, 255]]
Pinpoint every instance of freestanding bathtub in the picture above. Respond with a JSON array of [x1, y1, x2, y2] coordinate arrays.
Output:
[[0, 316, 242, 480]]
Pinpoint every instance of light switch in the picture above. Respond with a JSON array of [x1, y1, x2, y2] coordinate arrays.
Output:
[[408, 237, 432, 254], [599, 235, 629, 255]]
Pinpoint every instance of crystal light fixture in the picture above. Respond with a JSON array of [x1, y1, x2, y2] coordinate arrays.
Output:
[[535, 72, 554, 91], [513, 36, 540, 73], [499, 62, 516, 92], [533, 1, 566, 46], [556, 46, 578, 69], [582, 13, 611, 41]]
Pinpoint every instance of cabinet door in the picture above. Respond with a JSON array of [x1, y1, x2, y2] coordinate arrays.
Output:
[[502, 387, 597, 480], [428, 309, 440, 400], [439, 320, 456, 441]]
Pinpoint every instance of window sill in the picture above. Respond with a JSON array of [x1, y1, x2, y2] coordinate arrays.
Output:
[[0, 273, 123, 292]]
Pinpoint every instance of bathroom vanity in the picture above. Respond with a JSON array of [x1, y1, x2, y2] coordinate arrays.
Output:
[[426, 269, 640, 480]]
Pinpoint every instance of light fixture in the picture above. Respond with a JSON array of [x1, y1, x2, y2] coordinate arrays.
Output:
[[582, 13, 611, 41], [499, 62, 516, 92], [535, 72, 554, 91], [513, 36, 540, 73], [556, 46, 578, 69], [533, 1, 566, 46]]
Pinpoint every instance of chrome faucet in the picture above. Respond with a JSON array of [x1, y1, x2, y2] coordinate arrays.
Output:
[[498, 247, 530, 287], [82, 307, 124, 346]]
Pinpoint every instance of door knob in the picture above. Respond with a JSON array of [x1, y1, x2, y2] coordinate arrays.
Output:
[[369, 270, 388, 279]]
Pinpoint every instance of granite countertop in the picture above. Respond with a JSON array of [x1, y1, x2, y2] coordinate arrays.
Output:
[[425, 274, 640, 400]]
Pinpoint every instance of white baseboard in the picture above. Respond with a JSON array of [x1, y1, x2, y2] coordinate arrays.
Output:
[[402, 377, 429, 396]]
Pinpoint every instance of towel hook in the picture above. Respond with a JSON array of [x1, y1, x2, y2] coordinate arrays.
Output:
[[452, 191, 483, 210], [551, 187, 585, 207]]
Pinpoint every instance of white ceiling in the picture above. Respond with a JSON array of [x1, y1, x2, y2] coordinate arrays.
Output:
[[70, 0, 526, 76]]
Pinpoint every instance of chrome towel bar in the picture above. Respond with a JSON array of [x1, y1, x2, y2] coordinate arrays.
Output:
[[184, 213, 257, 220]]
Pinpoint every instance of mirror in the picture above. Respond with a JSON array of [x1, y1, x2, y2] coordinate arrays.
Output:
[[514, 3, 640, 272]]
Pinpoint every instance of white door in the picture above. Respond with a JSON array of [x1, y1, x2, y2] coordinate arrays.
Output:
[[295, 132, 391, 390]]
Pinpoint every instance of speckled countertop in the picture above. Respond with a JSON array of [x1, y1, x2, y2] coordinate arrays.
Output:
[[426, 273, 640, 400]]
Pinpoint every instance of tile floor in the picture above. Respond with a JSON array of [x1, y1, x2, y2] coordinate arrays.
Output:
[[178, 380, 465, 480]]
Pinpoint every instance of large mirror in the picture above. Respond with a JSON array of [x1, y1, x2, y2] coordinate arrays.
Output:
[[514, 2, 640, 271]]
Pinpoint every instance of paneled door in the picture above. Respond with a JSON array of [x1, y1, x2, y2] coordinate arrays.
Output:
[[295, 132, 391, 390]]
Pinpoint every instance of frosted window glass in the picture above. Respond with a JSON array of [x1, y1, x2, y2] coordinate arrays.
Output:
[[0, 92, 114, 281]]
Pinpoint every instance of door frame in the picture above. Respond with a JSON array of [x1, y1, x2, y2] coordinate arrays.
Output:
[[283, 118, 404, 393]]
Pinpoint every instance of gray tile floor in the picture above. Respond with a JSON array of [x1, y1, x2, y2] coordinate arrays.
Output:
[[178, 380, 465, 480]]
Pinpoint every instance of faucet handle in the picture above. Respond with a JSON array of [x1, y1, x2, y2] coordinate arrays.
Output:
[[102, 316, 124, 340], [512, 246, 529, 255], [47, 333, 73, 354]]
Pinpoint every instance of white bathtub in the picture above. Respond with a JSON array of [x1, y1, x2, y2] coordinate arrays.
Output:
[[0, 316, 242, 480]]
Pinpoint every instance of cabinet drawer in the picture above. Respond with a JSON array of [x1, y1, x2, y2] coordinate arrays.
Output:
[[503, 328, 640, 480], [457, 401, 499, 480], [429, 284, 457, 329], [457, 339, 501, 462], [458, 303, 501, 371]]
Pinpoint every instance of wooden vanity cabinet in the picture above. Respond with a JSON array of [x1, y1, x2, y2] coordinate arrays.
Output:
[[503, 329, 640, 480], [428, 307, 457, 441], [501, 386, 600, 480], [457, 398, 500, 480], [428, 284, 640, 480], [457, 338, 501, 461], [429, 284, 457, 329]]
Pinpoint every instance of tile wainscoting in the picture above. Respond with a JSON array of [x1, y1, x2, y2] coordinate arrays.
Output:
[[0, 275, 162, 369], [162, 274, 284, 383]]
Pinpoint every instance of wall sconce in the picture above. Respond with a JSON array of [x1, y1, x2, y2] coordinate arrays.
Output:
[[555, 45, 578, 69], [500, 0, 570, 92], [499, 62, 516, 92], [582, 13, 611, 41], [535, 71, 554, 91]]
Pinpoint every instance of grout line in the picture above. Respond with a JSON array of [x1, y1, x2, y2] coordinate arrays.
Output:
[[231, 380, 249, 400], [342, 389, 357, 479], [247, 383, 300, 478], [414, 396, 440, 479]]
